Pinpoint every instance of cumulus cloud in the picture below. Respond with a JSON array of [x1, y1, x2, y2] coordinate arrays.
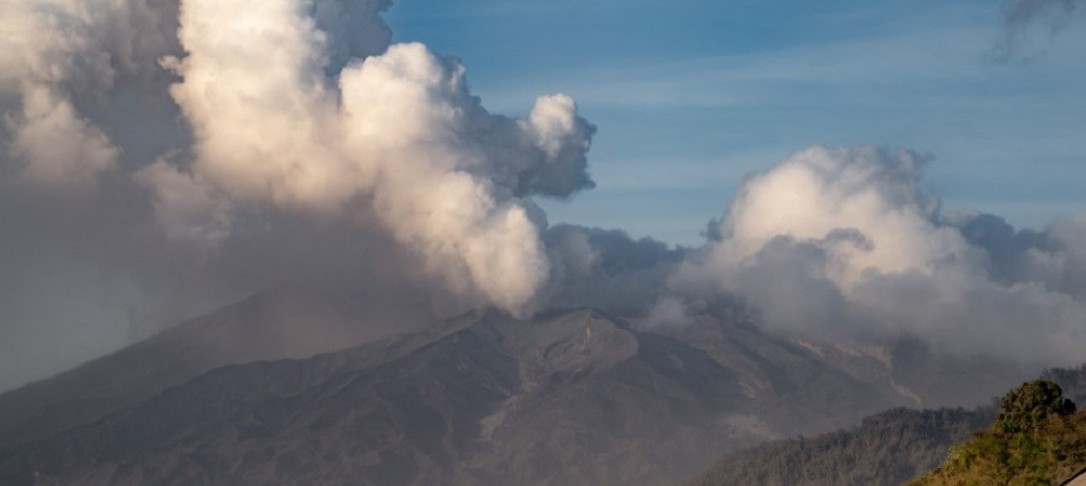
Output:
[[669, 146, 1086, 366], [686, 147, 972, 290]]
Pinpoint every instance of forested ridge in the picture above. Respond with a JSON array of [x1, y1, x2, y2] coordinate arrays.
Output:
[[687, 365, 1086, 486], [910, 378, 1086, 485], [685, 407, 992, 486]]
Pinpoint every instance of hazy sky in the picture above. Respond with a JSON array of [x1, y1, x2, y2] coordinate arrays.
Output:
[[387, 0, 1086, 245]]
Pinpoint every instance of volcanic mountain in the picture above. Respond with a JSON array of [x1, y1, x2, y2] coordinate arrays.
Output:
[[0, 292, 1030, 485]]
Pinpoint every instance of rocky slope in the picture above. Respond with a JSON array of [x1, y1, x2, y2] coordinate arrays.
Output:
[[0, 297, 1035, 485], [0, 288, 403, 446]]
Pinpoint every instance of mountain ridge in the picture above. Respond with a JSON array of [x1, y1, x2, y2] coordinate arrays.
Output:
[[0, 295, 1041, 485]]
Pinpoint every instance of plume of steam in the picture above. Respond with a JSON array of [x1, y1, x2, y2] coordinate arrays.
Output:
[[2, 0, 115, 190], [0, 0, 596, 389], [542, 225, 683, 313], [0, 0, 181, 187], [2, 0, 1084, 392], [0, 0, 596, 318], [151, 0, 595, 314], [668, 146, 1086, 366], [136, 159, 232, 249]]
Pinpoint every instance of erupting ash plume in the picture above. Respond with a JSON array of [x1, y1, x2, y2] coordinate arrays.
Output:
[[3, 0, 595, 312], [0, 0, 174, 190], [150, 0, 594, 313], [0, 0, 1083, 391], [0, 0, 594, 389]]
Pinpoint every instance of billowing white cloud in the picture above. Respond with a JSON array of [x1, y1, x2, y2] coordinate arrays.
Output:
[[670, 146, 1086, 366], [694, 147, 973, 290], [9, 86, 119, 190], [153, 0, 595, 314], [0, 0, 598, 389], [1, 1, 115, 189], [136, 160, 231, 250], [0, 0, 182, 188], [2, 0, 1083, 392]]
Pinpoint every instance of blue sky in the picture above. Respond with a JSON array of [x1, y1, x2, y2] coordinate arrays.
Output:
[[386, 0, 1086, 245]]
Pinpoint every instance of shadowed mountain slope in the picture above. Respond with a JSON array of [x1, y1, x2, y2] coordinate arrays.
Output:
[[0, 289, 407, 446], [0, 299, 1038, 485]]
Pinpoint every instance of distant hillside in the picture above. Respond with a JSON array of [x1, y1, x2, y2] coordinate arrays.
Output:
[[684, 407, 993, 486], [686, 365, 1086, 486], [0, 289, 399, 446]]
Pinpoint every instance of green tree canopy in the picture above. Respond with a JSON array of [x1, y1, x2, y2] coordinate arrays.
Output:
[[995, 379, 1076, 434], [911, 379, 1086, 486]]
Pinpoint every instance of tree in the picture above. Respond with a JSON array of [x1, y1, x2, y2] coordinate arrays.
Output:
[[910, 379, 1086, 486], [995, 380, 1076, 434]]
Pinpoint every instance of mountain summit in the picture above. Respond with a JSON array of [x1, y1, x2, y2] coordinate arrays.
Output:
[[0, 294, 1031, 485]]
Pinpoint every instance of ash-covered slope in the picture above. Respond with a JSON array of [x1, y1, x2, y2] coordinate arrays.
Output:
[[0, 304, 1031, 486], [0, 288, 405, 447]]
